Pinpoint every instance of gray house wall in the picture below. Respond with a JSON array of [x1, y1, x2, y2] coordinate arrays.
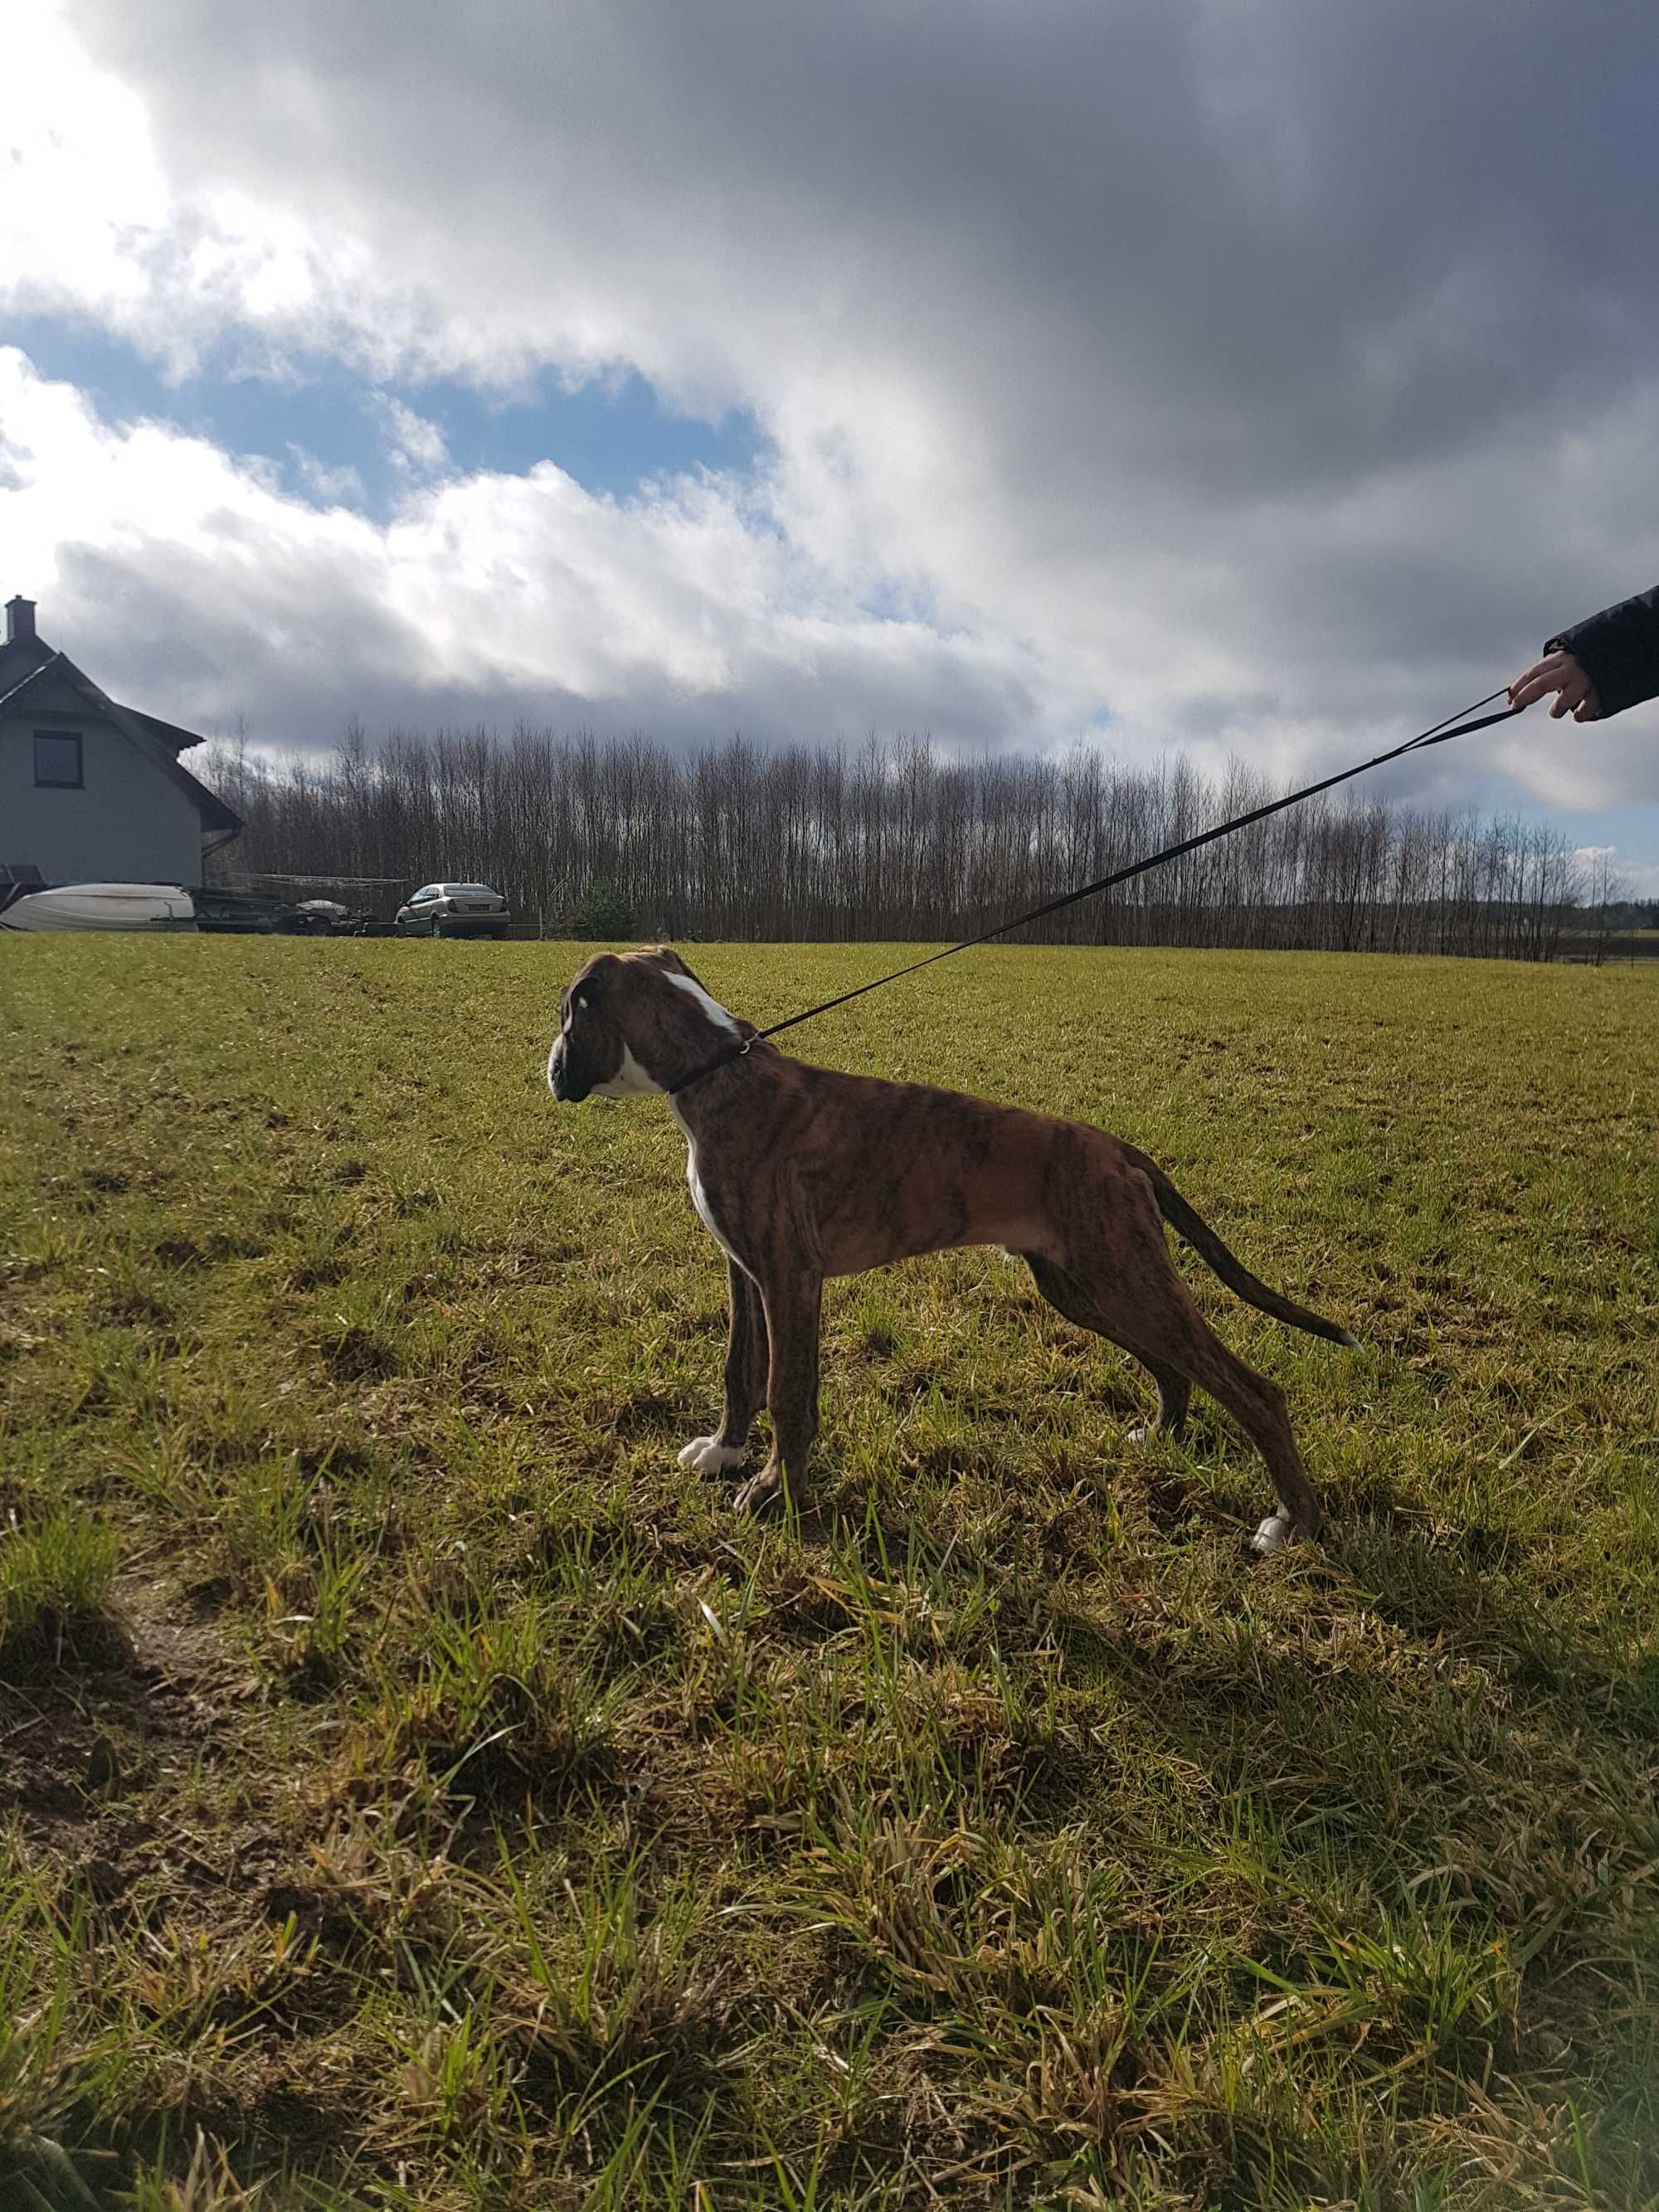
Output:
[[2, 673, 203, 885]]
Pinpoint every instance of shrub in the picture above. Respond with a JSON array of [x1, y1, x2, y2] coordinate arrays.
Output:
[[570, 879, 635, 940]]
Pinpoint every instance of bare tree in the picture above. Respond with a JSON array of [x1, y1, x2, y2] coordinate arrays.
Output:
[[199, 726, 1589, 962]]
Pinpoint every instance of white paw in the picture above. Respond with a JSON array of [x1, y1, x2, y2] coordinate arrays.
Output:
[[1251, 1514, 1294, 1556], [678, 1436, 747, 1475], [1126, 1424, 1152, 1445]]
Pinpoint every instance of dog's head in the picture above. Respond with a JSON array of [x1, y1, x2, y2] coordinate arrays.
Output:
[[547, 946, 747, 1103]]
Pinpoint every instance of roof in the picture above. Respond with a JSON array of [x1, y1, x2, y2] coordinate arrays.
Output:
[[0, 649, 241, 838], [127, 707, 208, 756], [0, 625, 211, 753], [0, 628, 53, 707]]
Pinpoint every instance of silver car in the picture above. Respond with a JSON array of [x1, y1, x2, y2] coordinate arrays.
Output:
[[393, 882, 512, 939]]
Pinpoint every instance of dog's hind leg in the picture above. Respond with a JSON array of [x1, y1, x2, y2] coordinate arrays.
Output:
[[1026, 1260, 1186, 1442], [1027, 1249, 1321, 1549], [1169, 1327, 1321, 1551], [680, 1259, 767, 1476], [1126, 1361, 1191, 1445], [732, 1270, 822, 1514]]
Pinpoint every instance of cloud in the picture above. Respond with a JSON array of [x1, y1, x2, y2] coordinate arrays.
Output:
[[0, 349, 1036, 748], [4, 0, 1659, 829], [370, 396, 448, 481], [287, 446, 367, 508], [1571, 846, 1659, 900]]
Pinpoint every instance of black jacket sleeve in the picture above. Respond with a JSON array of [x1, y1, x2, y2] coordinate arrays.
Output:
[[1546, 585, 1659, 719]]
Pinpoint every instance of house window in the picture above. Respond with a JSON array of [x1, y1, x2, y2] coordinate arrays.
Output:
[[33, 732, 83, 788]]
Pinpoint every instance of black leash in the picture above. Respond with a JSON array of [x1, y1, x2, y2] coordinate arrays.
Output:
[[667, 687, 1521, 1096]]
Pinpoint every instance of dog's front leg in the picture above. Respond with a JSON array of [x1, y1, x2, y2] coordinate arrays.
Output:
[[679, 1260, 766, 1477], [732, 1271, 822, 1514]]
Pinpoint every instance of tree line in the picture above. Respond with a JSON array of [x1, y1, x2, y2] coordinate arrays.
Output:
[[202, 723, 1610, 960]]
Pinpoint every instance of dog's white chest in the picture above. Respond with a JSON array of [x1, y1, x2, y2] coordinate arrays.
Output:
[[686, 1147, 727, 1248], [685, 1142, 750, 1275]]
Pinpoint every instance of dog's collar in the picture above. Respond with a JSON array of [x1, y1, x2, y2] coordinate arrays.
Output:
[[665, 1037, 753, 1098]]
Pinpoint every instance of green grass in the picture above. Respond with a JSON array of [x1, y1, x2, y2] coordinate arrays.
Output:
[[0, 1506, 119, 1646], [1, 936, 1656, 2210]]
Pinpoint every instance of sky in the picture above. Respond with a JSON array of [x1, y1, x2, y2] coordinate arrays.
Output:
[[3, 0, 1658, 893]]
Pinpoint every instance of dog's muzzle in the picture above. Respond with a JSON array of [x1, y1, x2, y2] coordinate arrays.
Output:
[[547, 1036, 586, 1102]]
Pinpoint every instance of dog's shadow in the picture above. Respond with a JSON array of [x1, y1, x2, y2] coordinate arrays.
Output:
[[1037, 1493, 1658, 1898], [788, 1434, 1654, 1867]]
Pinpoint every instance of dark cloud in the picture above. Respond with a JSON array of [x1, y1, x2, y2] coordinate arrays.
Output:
[[13, 0, 1659, 834]]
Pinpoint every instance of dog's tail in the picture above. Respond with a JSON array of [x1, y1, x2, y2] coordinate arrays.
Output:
[[1148, 1169, 1359, 1348]]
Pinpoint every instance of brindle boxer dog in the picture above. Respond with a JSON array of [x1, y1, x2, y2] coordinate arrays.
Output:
[[547, 946, 1356, 1553]]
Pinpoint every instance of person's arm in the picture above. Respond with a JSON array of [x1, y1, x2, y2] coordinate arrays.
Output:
[[1512, 584, 1659, 721]]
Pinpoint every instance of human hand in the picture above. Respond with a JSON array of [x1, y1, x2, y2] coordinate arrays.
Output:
[[1508, 649, 1600, 721]]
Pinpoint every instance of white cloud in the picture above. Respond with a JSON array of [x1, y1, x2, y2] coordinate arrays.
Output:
[[0, 348, 1035, 747], [370, 397, 448, 481], [287, 446, 367, 508], [0, 12, 382, 380], [1571, 847, 1659, 900]]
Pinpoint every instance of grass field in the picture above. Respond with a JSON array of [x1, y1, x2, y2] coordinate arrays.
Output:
[[2, 937, 1657, 2210]]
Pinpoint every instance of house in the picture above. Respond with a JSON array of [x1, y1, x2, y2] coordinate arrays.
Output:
[[0, 596, 241, 889]]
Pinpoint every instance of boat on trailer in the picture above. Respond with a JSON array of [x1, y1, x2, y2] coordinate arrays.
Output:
[[0, 882, 198, 932]]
